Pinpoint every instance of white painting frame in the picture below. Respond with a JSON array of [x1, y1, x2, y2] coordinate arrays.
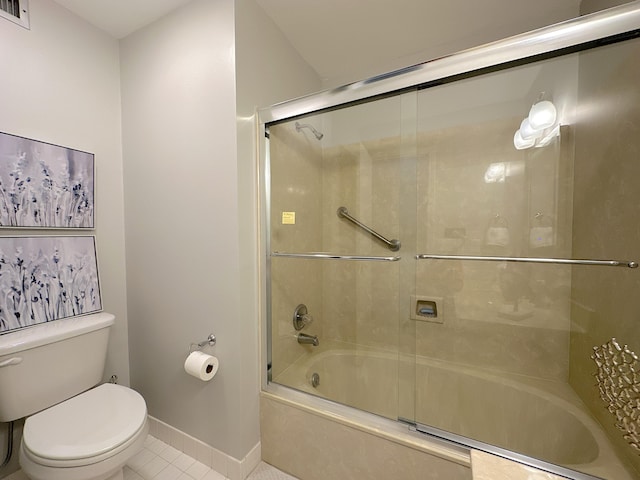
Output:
[[0, 132, 95, 229], [0, 236, 102, 334]]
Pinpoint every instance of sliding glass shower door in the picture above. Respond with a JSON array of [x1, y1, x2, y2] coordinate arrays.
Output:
[[410, 52, 576, 459], [407, 36, 640, 479], [264, 12, 640, 478], [267, 92, 418, 422]]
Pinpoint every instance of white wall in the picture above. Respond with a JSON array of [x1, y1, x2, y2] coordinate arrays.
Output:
[[0, 0, 128, 475], [121, 0, 319, 462], [234, 0, 321, 460], [0, 0, 318, 469], [120, 0, 244, 458]]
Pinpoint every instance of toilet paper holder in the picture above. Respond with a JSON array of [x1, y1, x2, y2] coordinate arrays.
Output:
[[189, 334, 216, 353]]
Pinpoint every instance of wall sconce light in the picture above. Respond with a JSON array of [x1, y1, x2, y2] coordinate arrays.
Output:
[[528, 100, 557, 130], [519, 118, 539, 140], [513, 130, 535, 150], [513, 97, 559, 150]]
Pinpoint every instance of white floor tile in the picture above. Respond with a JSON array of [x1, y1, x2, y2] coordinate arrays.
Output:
[[201, 470, 227, 480], [246, 462, 298, 480], [185, 460, 211, 479], [144, 435, 158, 448], [159, 445, 182, 463], [7, 436, 297, 480], [147, 437, 169, 455], [128, 448, 157, 472], [138, 455, 169, 479], [154, 464, 184, 480], [124, 466, 145, 480], [172, 452, 197, 472]]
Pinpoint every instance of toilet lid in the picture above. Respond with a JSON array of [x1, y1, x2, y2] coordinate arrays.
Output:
[[23, 383, 147, 461]]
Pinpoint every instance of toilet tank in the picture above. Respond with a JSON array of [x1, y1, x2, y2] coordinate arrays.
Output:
[[0, 312, 115, 422]]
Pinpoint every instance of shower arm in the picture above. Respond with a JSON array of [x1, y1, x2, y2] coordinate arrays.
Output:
[[337, 207, 401, 252], [295, 121, 323, 140]]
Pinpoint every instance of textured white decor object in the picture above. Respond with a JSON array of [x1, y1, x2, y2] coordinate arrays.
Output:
[[592, 338, 640, 454]]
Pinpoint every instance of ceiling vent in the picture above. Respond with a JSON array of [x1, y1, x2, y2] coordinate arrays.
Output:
[[0, 0, 30, 29]]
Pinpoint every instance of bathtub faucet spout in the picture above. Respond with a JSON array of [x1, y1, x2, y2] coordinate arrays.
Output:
[[297, 333, 319, 346]]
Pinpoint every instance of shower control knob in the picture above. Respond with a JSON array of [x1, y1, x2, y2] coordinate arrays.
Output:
[[293, 304, 313, 330]]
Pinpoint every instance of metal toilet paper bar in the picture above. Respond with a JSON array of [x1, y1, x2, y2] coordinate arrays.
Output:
[[189, 333, 216, 353]]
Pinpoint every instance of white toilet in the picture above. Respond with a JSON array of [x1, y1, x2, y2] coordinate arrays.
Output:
[[0, 312, 148, 480]]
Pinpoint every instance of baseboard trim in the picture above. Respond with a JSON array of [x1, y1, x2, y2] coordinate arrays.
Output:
[[147, 416, 261, 480]]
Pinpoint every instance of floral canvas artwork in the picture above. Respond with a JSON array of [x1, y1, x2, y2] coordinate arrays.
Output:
[[0, 236, 101, 334], [0, 132, 94, 228]]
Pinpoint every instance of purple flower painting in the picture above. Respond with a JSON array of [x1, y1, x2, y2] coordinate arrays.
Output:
[[0, 236, 101, 334], [0, 132, 94, 228]]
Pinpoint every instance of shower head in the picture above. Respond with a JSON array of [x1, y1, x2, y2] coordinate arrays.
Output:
[[295, 121, 324, 141]]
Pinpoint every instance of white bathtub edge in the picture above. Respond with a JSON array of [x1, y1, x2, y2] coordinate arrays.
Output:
[[261, 385, 472, 468]]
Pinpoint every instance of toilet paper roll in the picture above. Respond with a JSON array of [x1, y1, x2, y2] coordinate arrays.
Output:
[[184, 351, 219, 381]]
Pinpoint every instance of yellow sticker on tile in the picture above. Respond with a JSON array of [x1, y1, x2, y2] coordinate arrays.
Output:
[[282, 212, 296, 225]]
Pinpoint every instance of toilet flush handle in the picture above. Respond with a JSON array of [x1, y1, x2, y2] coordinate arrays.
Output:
[[0, 357, 22, 368]]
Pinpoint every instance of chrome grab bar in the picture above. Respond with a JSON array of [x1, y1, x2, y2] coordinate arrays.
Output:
[[415, 254, 638, 268], [272, 252, 401, 262], [337, 207, 401, 252]]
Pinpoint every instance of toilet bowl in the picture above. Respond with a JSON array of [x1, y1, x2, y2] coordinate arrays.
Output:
[[19, 383, 148, 480], [0, 312, 148, 480]]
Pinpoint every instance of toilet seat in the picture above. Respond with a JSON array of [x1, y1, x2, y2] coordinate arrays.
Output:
[[22, 383, 147, 468]]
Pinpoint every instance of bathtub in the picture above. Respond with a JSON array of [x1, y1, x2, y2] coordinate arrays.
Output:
[[274, 347, 634, 480]]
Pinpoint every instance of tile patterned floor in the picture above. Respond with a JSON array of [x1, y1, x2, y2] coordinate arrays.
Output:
[[242, 462, 298, 480], [124, 434, 222, 480], [5, 435, 297, 480]]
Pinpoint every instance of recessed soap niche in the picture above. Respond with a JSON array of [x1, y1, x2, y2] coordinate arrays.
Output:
[[410, 295, 444, 324]]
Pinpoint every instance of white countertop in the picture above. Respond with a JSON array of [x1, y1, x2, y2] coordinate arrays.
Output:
[[471, 451, 566, 480]]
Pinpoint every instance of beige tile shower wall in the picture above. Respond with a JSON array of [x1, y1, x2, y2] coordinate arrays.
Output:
[[320, 144, 360, 344], [269, 124, 324, 379], [569, 37, 640, 476], [320, 140, 403, 350], [316, 112, 574, 380], [414, 118, 573, 380]]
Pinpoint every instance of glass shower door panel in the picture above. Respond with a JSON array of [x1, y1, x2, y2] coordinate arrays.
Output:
[[414, 54, 575, 456], [412, 37, 640, 479], [268, 92, 417, 422]]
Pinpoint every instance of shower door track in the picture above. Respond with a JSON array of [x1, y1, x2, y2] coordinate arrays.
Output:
[[416, 254, 638, 268], [411, 422, 604, 480]]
